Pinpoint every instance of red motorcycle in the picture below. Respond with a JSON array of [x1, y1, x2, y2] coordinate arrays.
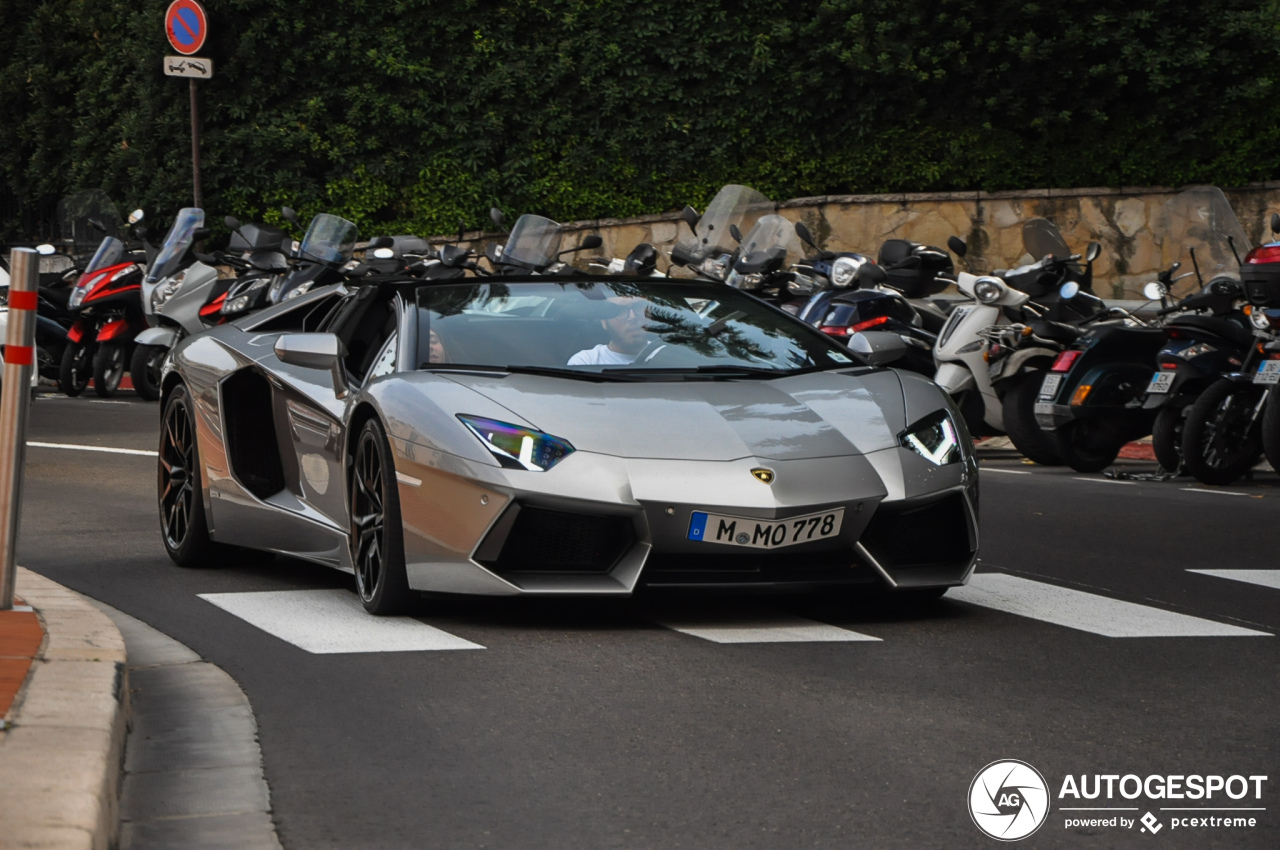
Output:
[[60, 232, 150, 397]]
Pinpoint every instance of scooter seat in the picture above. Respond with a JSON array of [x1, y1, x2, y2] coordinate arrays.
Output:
[[1166, 314, 1253, 349], [1028, 319, 1083, 343]]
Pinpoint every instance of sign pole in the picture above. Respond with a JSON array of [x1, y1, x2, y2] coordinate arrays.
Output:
[[190, 78, 202, 209]]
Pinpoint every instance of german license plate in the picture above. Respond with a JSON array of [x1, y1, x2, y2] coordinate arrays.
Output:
[[1039, 373, 1063, 399], [1254, 360, 1280, 385], [687, 508, 844, 549], [1146, 371, 1175, 394]]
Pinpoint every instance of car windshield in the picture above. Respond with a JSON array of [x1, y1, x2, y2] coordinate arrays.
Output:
[[299, 213, 358, 264], [145, 207, 204, 283], [415, 279, 858, 376], [84, 236, 126, 274], [1022, 218, 1073, 261], [501, 215, 563, 270], [1160, 186, 1251, 283], [673, 185, 774, 264]]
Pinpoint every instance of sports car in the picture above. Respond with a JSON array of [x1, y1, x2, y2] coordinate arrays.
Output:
[[157, 275, 979, 613]]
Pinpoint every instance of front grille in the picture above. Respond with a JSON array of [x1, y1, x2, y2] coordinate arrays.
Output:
[[483, 507, 634, 574], [642, 548, 865, 586], [860, 493, 972, 570]]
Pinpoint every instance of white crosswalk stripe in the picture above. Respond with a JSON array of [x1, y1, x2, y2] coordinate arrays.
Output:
[[199, 589, 485, 653], [1188, 569, 1280, 591], [652, 604, 881, 644], [950, 574, 1270, 638]]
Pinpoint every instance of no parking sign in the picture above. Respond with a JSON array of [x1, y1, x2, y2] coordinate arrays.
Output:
[[165, 0, 208, 56]]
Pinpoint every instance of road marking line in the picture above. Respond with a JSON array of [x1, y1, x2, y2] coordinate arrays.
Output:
[[653, 604, 881, 644], [981, 468, 1031, 475], [949, 573, 1270, 637], [1188, 569, 1280, 591], [1072, 476, 1135, 485], [1180, 487, 1249, 496], [28, 441, 153, 456], [198, 589, 484, 653]]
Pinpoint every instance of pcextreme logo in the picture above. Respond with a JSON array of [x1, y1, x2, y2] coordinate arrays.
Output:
[[969, 760, 1050, 841]]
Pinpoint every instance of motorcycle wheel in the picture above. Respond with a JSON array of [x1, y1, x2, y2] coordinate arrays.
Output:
[[1259, 389, 1280, 475], [92, 342, 126, 398], [130, 344, 165, 402], [1181, 378, 1262, 486], [1053, 419, 1123, 473], [1151, 405, 1185, 473], [1000, 373, 1064, 466], [58, 342, 92, 397]]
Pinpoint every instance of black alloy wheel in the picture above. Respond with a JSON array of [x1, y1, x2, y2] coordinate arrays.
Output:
[[158, 383, 216, 566], [91, 341, 126, 397], [1053, 419, 1123, 473], [130, 344, 165, 401], [58, 341, 92, 396], [1000, 372, 1065, 466], [1182, 378, 1264, 485], [350, 418, 412, 615], [1150, 405, 1185, 474]]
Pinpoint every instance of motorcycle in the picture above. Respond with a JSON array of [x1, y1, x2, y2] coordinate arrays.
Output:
[[267, 209, 360, 303], [214, 217, 291, 322], [483, 209, 602, 275], [723, 214, 815, 314], [667, 185, 775, 281]]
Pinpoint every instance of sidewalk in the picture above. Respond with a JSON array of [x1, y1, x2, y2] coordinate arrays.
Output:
[[0, 568, 129, 850]]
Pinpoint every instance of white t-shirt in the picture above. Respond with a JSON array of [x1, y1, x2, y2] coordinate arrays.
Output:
[[567, 344, 639, 366]]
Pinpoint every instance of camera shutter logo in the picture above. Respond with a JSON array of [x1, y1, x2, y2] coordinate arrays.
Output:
[[968, 760, 1050, 841]]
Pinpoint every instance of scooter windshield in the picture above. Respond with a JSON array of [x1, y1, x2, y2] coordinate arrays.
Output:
[[732, 215, 801, 273], [299, 214, 359, 265], [1160, 186, 1251, 282], [146, 208, 205, 283], [84, 236, 126, 274], [1022, 219, 1073, 261], [57, 190, 123, 256], [674, 184, 774, 264], [502, 215, 563, 270]]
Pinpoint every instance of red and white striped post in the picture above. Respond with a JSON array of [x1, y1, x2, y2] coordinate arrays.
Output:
[[0, 248, 37, 609]]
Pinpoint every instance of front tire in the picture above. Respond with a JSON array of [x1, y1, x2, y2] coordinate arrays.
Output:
[[92, 341, 126, 397], [159, 383, 217, 566], [1053, 419, 1123, 473], [350, 418, 412, 615], [130, 344, 165, 401], [1001, 372, 1064, 466], [1181, 378, 1263, 486], [1262, 390, 1280, 475], [1151, 405, 1185, 473], [59, 341, 92, 397]]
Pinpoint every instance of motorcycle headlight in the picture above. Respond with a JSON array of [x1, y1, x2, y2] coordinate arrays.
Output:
[[1251, 308, 1271, 330], [457, 415, 574, 471], [727, 270, 763, 290], [831, 256, 859, 287], [223, 295, 251, 314], [899, 409, 961, 466], [1176, 342, 1218, 360], [973, 278, 1004, 304], [283, 282, 313, 301], [151, 269, 187, 310], [699, 254, 730, 281]]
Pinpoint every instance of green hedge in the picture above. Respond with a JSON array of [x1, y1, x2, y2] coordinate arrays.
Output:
[[2, 0, 1279, 241]]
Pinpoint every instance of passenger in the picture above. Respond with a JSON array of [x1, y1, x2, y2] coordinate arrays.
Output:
[[426, 329, 449, 363], [568, 298, 648, 365]]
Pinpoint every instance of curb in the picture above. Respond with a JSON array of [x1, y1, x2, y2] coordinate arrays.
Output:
[[0, 568, 128, 850]]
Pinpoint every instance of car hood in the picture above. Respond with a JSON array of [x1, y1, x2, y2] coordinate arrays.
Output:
[[428, 369, 907, 461]]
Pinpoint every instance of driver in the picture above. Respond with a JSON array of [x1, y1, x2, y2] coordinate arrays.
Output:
[[568, 297, 649, 365]]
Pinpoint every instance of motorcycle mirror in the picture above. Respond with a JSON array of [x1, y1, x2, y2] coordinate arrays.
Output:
[[1272, 212, 1280, 235], [369, 236, 394, 249], [1169, 261, 1181, 274], [87, 217, 106, 233], [489, 207, 505, 231], [457, 219, 466, 243], [946, 235, 967, 257], [856, 263, 888, 287], [1143, 282, 1166, 301], [680, 205, 700, 233], [224, 215, 241, 230], [1059, 281, 1080, 299], [1085, 242, 1101, 263], [35, 243, 56, 255], [794, 221, 817, 249], [440, 244, 469, 268], [729, 224, 743, 244], [193, 227, 212, 241], [127, 209, 145, 225], [281, 207, 301, 227], [578, 234, 603, 251]]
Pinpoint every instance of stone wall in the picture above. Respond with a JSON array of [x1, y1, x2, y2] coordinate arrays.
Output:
[[442, 183, 1280, 299]]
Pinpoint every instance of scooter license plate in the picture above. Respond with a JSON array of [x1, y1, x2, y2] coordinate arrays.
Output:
[[1253, 360, 1280, 385], [1038, 374, 1063, 400], [1146, 371, 1175, 394]]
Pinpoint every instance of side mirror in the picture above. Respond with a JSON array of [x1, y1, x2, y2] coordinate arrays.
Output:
[[274, 333, 349, 397], [1272, 212, 1280, 235], [729, 224, 743, 244], [848, 331, 909, 367], [193, 227, 212, 240], [947, 235, 967, 258], [87, 218, 107, 234], [1143, 282, 1167, 301], [680, 205, 700, 233], [224, 215, 241, 230], [1059, 281, 1080, 300], [856, 263, 888, 287], [35, 244, 56, 255], [281, 207, 301, 227], [440, 244, 469, 268], [457, 219, 467, 243], [128, 209, 145, 225], [370, 236, 394, 249], [794, 221, 817, 249], [1085, 242, 1101, 263], [489, 207, 505, 231], [578, 234, 603, 251]]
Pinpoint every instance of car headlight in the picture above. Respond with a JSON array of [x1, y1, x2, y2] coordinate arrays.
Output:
[[831, 256, 859, 287], [457, 415, 575, 471], [900, 409, 961, 466], [973, 278, 1004, 304]]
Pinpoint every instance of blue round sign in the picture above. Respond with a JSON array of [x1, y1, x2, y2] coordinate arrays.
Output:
[[165, 0, 208, 56]]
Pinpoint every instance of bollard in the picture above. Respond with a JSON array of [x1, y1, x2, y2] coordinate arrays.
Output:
[[0, 248, 37, 609]]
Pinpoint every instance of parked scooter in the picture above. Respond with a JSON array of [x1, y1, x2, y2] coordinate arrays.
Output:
[[484, 210, 602, 275], [267, 209, 360, 303], [668, 185, 775, 281], [723, 214, 815, 314], [214, 217, 290, 321]]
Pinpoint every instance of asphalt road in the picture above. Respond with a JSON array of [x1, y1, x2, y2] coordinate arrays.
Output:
[[19, 392, 1280, 849]]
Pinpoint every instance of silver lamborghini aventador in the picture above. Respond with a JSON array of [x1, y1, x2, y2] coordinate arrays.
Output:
[[157, 276, 979, 613]]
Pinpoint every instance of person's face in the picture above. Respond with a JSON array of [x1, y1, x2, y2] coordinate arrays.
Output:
[[428, 330, 447, 363], [605, 302, 647, 353]]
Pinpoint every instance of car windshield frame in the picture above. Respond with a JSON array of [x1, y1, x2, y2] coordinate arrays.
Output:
[[413, 277, 864, 379]]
